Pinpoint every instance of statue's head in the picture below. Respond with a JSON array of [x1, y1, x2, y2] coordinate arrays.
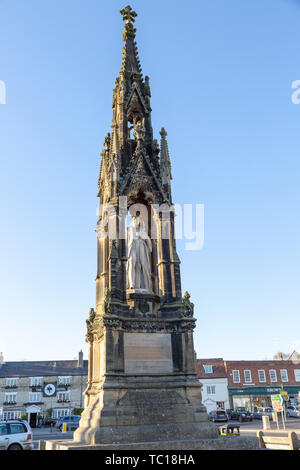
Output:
[[131, 211, 146, 231], [131, 215, 139, 228]]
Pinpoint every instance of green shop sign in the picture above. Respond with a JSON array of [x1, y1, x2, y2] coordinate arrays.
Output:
[[229, 386, 300, 397]]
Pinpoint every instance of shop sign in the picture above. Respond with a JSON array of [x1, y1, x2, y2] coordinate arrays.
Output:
[[229, 386, 300, 397], [271, 394, 283, 406], [273, 405, 283, 412]]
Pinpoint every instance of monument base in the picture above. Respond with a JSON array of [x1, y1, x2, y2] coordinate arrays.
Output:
[[72, 374, 219, 445], [45, 436, 259, 451]]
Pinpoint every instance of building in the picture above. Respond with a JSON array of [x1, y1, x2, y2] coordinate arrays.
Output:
[[0, 351, 88, 427], [195, 358, 230, 412], [225, 360, 300, 410]]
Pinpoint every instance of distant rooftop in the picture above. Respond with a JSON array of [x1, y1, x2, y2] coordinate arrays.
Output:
[[195, 358, 227, 379], [0, 359, 88, 378]]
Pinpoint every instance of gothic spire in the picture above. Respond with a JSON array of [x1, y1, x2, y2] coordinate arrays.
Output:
[[120, 6, 142, 80], [160, 127, 172, 200]]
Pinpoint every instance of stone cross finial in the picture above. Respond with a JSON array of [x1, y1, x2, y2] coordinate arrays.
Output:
[[120, 5, 137, 23]]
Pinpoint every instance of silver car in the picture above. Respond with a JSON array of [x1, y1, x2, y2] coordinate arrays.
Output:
[[0, 420, 33, 450], [286, 406, 300, 418]]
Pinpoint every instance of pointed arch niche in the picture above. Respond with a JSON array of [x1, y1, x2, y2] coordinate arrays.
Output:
[[126, 190, 160, 296]]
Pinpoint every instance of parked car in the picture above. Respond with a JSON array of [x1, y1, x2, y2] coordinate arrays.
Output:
[[252, 407, 273, 420], [230, 407, 253, 422], [0, 420, 33, 450], [54, 415, 81, 431], [208, 410, 229, 422], [286, 406, 300, 418]]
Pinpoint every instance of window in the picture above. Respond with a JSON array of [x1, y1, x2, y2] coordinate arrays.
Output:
[[206, 386, 216, 395], [216, 401, 225, 409], [9, 423, 27, 434], [203, 365, 213, 374], [0, 424, 8, 436], [5, 377, 18, 388], [58, 391, 70, 402], [269, 369, 277, 382], [5, 392, 17, 404], [280, 369, 288, 383], [58, 376, 71, 386], [294, 370, 300, 382], [232, 370, 240, 383], [244, 370, 252, 383], [53, 409, 70, 419], [30, 377, 42, 387], [3, 411, 22, 420], [258, 370, 266, 383], [29, 392, 41, 403]]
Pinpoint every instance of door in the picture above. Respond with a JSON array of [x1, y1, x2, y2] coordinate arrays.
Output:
[[30, 413, 37, 428], [0, 423, 10, 450]]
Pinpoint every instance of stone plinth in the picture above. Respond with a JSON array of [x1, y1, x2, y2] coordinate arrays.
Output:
[[45, 436, 259, 451], [72, 369, 218, 445]]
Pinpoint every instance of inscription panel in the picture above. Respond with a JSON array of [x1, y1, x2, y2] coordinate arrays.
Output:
[[124, 333, 173, 374]]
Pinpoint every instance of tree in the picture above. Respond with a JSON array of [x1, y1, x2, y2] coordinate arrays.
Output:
[[273, 352, 289, 360]]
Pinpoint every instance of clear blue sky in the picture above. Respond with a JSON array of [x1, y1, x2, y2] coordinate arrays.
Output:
[[0, 0, 299, 362]]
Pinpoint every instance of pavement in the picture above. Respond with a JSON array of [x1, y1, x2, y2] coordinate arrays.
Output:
[[32, 427, 74, 450]]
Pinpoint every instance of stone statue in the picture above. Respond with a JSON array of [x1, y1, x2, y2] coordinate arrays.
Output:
[[182, 291, 194, 317], [126, 214, 152, 291], [133, 121, 145, 151]]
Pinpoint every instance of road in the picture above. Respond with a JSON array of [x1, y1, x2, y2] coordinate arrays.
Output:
[[232, 416, 300, 437], [32, 428, 74, 450]]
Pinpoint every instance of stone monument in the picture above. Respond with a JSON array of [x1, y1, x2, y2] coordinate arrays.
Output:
[[45, 6, 258, 450]]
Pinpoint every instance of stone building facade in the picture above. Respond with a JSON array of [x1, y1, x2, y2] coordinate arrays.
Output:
[[0, 351, 87, 427]]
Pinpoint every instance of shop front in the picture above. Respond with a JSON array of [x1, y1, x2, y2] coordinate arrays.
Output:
[[229, 386, 300, 411]]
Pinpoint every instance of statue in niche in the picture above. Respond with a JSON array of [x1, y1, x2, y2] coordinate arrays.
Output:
[[126, 213, 152, 291], [133, 121, 145, 151]]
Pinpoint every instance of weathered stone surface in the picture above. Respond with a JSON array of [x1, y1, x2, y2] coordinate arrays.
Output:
[[45, 436, 259, 451], [124, 332, 173, 373]]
